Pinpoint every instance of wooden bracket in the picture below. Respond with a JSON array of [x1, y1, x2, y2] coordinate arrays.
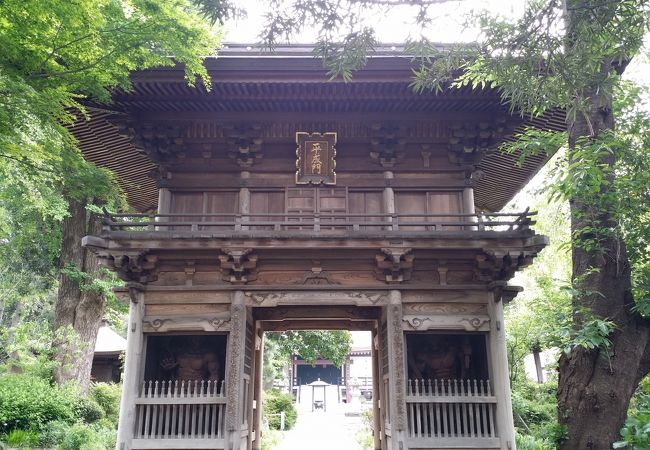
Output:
[[370, 123, 407, 168], [475, 250, 535, 282], [375, 247, 414, 283], [125, 282, 145, 304], [113, 119, 187, 166], [101, 252, 158, 283], [224, 123, 263, 168], [447, 119, 514, 167], [218, 248, 258, 284]]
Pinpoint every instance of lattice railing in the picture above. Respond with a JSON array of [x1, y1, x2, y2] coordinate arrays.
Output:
[[406, 379, 497, 440], [133, 379, 226, 446], [101, 210, 535, 234]]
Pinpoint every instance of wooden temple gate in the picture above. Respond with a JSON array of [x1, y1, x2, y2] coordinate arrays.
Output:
[[76, 45, 565, 450]]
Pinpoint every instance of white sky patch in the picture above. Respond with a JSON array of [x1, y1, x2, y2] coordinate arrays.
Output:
[[223, 0, 526, 44]]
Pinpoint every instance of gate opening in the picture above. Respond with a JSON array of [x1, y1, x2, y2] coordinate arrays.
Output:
[[258, 328, 376, 450]]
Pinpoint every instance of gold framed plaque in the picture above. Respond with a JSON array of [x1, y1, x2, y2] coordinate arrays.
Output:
[[295, 132, 337, 185]]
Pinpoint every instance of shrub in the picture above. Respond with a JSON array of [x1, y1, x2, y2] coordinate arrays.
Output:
[[38, 420, 72, 447], [263, 389, 297, 430], [0, 374, 77, 434], [5, 429, 39, 447], [516, 431, 554, 450], [90, 382, 121, 425], [510, 378, 561, 447], [615, 393, 650, 448], [75, 397, 105, 424], [58, 423, 108, 450]]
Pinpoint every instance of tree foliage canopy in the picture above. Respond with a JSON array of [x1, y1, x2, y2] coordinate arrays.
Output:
[[0, 0, 223, 374], [0, 0, 221, 201], [268, 330, 353, 368]]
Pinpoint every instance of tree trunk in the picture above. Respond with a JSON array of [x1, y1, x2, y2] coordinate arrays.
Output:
[[556, 21, 650, 443], [53, 198, 105, 393], [532, 346, 544, 384]]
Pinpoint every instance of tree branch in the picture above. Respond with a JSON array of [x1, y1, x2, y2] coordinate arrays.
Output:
[[27, 48, 123, 81], [350, 0, 465, 5], [0, 153, 56, 173]]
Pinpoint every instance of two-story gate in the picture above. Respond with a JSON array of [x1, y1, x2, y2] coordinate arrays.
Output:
[[76, 45, 564, 450]]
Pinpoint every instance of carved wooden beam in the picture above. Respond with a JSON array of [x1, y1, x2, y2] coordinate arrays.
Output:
[[402, 315, 491, 332], [244, 290, 388, 307], [142, 315, 230, 333], [292, 260, 340, 285]]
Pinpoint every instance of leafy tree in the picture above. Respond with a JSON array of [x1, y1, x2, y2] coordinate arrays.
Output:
[[258, 0, 650, 447], [0, 0, 226, 391], [263, 331, 352, 387], [505, 161, 572, 384]]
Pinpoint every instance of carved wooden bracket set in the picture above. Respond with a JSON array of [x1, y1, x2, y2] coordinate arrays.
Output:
[[97, 251, 159, 283], [224, 123, 264, 168], [369, 122, 407, 168], [218, 248, 258, 284], [375, 247, 414, 283]]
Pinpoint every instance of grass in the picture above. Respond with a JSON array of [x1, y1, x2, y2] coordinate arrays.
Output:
[[261, 428, 285, 450]]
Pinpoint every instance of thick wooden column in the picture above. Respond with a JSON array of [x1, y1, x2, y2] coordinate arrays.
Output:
[[240, 172, 251, 230], [463, 186, 475, 214], [487, 291, 516, 450], [251, 326, 264, 450], [371, 327, 382, 450], [115, 289, 145, 450], [225, 291, 248, 450], [386, 290, 407, 450], [157, 188, 171, 214], [383, 171, 395, 230]]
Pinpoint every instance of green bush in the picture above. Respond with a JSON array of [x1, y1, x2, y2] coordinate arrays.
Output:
[[0, 374, 77, 434], [75, 397, 105, 424], [38, 420, 116, 449], [38, 420, 72, 447], [263, 389, 297, 430], [5, 429, 39, 447], [90, 383, 121, 425], [511, 379, 560, 447], [59, 422, 110, 450], [615, 393, 650, 448], [516, 431, 554, 450]]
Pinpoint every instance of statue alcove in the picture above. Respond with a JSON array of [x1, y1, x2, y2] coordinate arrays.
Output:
[[405, 332, 489, 381], [143, 334, 227, 384]]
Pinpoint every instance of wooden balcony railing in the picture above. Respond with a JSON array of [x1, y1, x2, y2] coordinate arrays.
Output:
[[133, 380, 226, 449], [100, 210, 535, 235], [406, 379, 499, 448]]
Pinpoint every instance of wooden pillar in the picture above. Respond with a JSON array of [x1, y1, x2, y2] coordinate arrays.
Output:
[[157, 188, 171, 214], [386, 290, 407, 450], [251, 326, 264, 450], [383, 171, 395, 230], [226, 291, 247, 450], [240, 173, 251, 230], [115, 289, 145, 450], [488, 291, 516, 450], [371, 327, 382, 450], [462, 186, 475, 214]]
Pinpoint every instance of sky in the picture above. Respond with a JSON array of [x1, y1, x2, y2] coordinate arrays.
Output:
[[223, 0, 527, 45]]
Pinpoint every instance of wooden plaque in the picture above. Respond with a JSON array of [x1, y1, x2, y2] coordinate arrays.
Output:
[[295, 132, 337, 185]]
